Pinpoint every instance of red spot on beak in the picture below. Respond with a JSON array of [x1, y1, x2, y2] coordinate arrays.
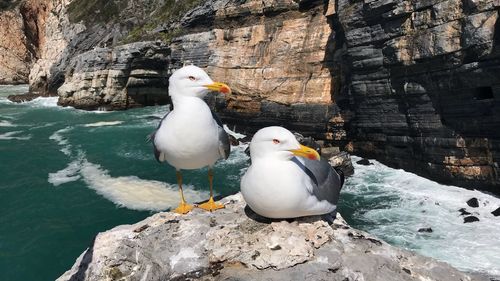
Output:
[[220, 85, 230, 94], [308, 154, 318, 160]]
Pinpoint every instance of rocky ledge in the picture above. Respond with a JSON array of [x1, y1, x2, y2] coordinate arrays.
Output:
[[58, 193, 483, 281], [57, 41, 170, 110], [7, 92, 42, 103]]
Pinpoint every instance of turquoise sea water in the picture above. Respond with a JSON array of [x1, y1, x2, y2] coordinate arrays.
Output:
[[1, 85, 500, 280], [0, 85, 247, 280]]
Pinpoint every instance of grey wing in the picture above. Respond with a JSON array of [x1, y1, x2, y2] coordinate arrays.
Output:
[[211, 109, 230, 159], [148, 112, 169, 163], [292, 157, 343, 205]]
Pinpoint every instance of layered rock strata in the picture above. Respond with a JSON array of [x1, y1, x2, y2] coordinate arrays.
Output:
[[57, 193, 483, 281], [57, 42, 170, 110], [330, 0, 500, 192], [27, 0, 166, 96], [170, 0, 337, 140]]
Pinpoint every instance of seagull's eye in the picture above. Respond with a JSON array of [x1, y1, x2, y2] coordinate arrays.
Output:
[[272, 139, 280, 144], [188, 76, 196, 81]]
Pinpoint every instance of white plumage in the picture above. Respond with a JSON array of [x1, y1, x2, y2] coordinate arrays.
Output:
[[154, 97, 221, 169], [241, 126, 343, 219], [151, 65, 231, 214]]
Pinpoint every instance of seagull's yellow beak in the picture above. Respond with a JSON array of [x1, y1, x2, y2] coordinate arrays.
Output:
[[204, 82, 231, 94], [289, 144, 321, 160]]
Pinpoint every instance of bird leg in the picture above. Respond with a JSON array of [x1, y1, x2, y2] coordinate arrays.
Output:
[[173, 171, 194, 214], [198, 168, 225, 212]]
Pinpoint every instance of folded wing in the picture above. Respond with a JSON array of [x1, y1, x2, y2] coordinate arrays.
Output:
[[292, 157, 343, 205]]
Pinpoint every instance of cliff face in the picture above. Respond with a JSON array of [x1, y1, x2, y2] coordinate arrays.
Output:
[[57, 42, 170, 110], [29, 0, 170, 95], [51, 0, 336, 134], [0, 0, 49, 84], [170, 0, 337, 140], [331, 0, 500, 192]]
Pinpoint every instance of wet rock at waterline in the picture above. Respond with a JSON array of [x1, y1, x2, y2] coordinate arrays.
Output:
[[492, 207, 500, 217], [466, 198, 479, 208], [458, 208, 472, 216], [7, 93, 42, 103], [417, 227, 433, 233], [464, 216, 480, 223], [356, 158, 373, 166], [329, 151, 354, 177]]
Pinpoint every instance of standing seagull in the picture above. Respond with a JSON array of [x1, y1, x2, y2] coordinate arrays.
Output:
[[151, 65, 231, 214], [241, 126, 343, 219]]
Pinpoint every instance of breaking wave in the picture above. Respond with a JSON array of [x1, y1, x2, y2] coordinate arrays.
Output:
[[344, 156, 500, 276], [23, 97, 59, 107]]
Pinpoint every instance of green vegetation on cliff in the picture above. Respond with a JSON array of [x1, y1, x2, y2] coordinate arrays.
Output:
[[67, 0, 128, 24], [122, 0, 202, 44], [67, 0, 202, 44], [155, 0, 202, 22]]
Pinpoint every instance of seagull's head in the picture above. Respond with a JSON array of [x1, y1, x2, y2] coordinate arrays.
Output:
[[249, 126, 320, 161], [168, 65, 231, 99]]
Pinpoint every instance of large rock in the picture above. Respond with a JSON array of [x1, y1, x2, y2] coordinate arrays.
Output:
[[57, 42, 170, 110], [0, 0, 49, 84], [27, 0, 167, 96], [57, 193, 484, 281]]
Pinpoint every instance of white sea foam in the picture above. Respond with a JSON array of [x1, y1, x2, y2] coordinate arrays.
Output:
[[0, 120, 15, 127], [49, 127, 73, 156], [344, 156, 500, 276], [0, 131, 31, 140], [48, 160, 82, 186], [89, 107, 112, 113], [79, 160, 209, 211], [84, 121, 124, 127], [0, 98, 12, 104], [23, 96, 59, 107]]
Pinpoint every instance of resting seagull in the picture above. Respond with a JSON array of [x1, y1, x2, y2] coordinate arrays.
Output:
[[151, 65, 231, 214], [241, 126, 343, 219]]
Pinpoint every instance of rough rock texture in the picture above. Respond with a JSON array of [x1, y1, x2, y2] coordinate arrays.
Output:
[[57, 42, 170, 110], [328, 151, 355, 177], [57, 193, 484, 281], [7, 92, 40, 102], [0, 0, 49, 84], [330, 0, 500, 192], [27, 0, 166, 96], [27, 0, 85, 95]]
